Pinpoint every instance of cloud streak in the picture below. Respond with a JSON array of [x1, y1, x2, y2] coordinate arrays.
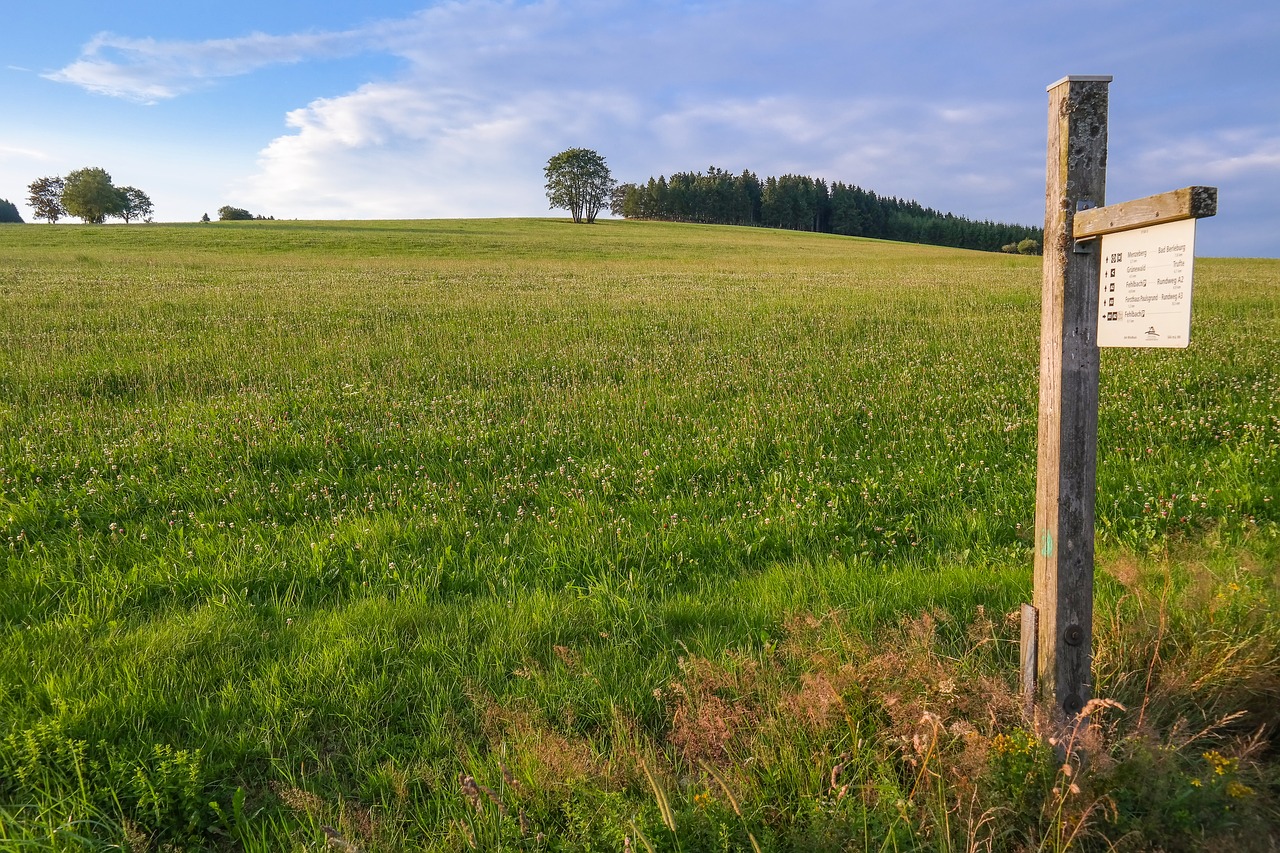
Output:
[[45, 28, 376, 102], [43, 1, 575, 103], [0, 143, 54, 162]]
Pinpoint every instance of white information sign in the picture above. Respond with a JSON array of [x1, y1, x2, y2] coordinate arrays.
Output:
[[1097, 218, 1196, 348]]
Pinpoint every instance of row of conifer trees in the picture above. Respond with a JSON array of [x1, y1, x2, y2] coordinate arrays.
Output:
[[611, 168, 1042, 253]]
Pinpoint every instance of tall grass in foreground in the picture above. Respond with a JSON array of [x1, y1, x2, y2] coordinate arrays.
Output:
[[0, 220, 1277, 850]]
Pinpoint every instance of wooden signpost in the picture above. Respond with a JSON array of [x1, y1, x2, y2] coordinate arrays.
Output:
[[1024, 76, 1216, 720]]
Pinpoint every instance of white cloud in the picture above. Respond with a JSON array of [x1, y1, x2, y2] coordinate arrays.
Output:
[[44, 28, 376, 103], [1162, 135, 1280, 181], [653, 97, 857, 152], [237, 80, 644, 218], [1109, 127, 1280, 212]]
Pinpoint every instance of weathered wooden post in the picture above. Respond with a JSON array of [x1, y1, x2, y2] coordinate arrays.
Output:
[[1024, 76, 1217, 720], [1030, 75, 1111, 719]]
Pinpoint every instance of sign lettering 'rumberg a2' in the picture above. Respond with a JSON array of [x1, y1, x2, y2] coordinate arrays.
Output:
[[1028, 76, 1215, 721]]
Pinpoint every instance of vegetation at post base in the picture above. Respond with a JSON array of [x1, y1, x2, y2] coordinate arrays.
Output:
[[0, 198, 22, 223], [545, 147, 615, 223], [0, 219, 1276, 850], [613, 167, 1043, 253]]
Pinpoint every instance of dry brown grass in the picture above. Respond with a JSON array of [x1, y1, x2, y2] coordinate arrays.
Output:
[[470, 693, 605, 786], [435, 544, 1277, 851]]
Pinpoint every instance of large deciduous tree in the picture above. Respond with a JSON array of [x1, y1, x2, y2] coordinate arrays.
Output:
[[27, 176, 66, 223], [118, 187, 154, 223], [544, 148, 614, 224], [62, 167, 126, 224]]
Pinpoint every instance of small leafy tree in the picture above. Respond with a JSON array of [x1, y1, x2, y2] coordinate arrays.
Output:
[[544, 148, 614, 224], [27, 176, 66, 223], [0, 198, 23, 223], [117, 187, 154, 224], [1016, 238, 1041, 255], [218, 206, 253, 221], [62, 167, 126, 224]]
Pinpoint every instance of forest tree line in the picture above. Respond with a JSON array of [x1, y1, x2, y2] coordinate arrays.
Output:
[[611, 167, 1042, 253]]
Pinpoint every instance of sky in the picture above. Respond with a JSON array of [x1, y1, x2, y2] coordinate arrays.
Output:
[[2, 0, 1277, 257]]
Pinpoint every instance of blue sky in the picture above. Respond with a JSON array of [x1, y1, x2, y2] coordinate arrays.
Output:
[[3, 0, 1277, 257]]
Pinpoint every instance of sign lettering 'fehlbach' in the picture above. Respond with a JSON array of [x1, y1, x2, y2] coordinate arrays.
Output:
[[1097, 218, 1195, 348]]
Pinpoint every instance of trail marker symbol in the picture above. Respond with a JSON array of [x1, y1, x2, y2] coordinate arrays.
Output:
[[1039, 528, 1054, 558]]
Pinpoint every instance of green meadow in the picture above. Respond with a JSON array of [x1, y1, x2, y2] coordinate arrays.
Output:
[[1, 219, 1277, 851]]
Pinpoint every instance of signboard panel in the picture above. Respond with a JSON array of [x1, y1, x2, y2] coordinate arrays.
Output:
[[1097, 218, 1195, 348]]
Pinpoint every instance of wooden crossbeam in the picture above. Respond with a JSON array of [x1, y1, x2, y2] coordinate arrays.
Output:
[[1073, 186, 1217, 240]]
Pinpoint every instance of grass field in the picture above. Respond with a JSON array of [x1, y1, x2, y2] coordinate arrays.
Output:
[[1, 219, 1277, 851]]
